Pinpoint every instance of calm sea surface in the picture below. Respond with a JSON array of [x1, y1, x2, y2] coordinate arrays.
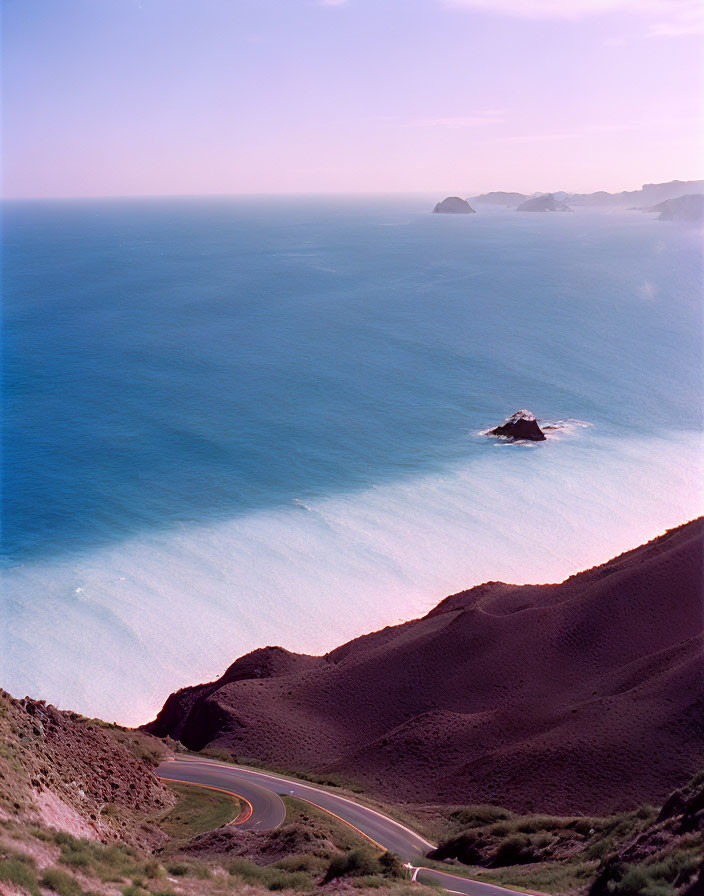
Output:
[[2, 196, 702, 722]]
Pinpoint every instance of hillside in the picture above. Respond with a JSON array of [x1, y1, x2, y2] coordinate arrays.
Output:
[[517, 194, 571, 212], [645, 194, 704, 223], [564, 180, 704, 207], [0, 690, 174, 850], [470, 181, 704, 208], [146, 518, 704, 816], [0, 690, 429, 896], [469, 191, 528, 206]]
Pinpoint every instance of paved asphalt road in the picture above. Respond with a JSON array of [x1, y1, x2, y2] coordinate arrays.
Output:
[[156, 756, 528, 896]]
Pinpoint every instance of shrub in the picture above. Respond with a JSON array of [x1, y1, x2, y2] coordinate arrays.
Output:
[[266, 870, 311, 891], [585, 837, 612, 860], [164, 860, 211, 880], [122, 886, 151, 896], [322, 847, 400, 883], [486, 821, 513, 837], [489, 834, 537, 867], [378, 850, 405, 878], [572, 817, 603, 836], [272, 854, 320, 873], [0, 856, 40, 896], [60, 847, 91, 868], [41, 867, 84, 896], [616, 866, 674, 896], [227, 858, 314, 891], [165, 862, 190, 877], [514, 815, 560, 834], [143, 858, 166, 879], [590, 860, 682, 896]]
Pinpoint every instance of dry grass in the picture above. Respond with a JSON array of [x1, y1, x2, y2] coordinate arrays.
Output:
[[158, 782, 240, 840]]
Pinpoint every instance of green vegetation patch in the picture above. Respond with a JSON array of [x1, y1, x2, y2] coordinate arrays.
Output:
[[159, 782, 241, 839], [0, 849, 40, 896], [41, 866, 85, 896], [226, 855, 314, 892], [164, 859, 212, 879], [53, 830, 142, 882], [590, 847, 703, 896], [282, 796, 371, 853], [323, 847, 406, 884]]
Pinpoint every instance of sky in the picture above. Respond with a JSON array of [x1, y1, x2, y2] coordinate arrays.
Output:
[[2, 0, 703, 198]]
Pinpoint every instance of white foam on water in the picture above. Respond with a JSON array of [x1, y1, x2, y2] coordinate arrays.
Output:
[[2, 429, 702, 725]]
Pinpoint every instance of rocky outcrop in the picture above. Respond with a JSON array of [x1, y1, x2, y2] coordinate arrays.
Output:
[[489, 410, 546, 441], [517, 194, 572, 212], [433, 196, 476, 214], [588, 771, 704, 896], [0, 690, 173, 848]]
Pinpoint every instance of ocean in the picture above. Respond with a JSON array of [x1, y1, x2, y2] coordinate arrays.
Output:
[[2, 195, 702, 724]]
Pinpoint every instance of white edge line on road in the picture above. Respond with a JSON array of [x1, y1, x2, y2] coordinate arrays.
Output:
[[167, 757, 436, 851], [160, 759, 526, 896]]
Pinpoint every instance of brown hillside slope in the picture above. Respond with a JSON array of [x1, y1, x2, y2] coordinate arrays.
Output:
[[146, 519, 704, 815], [0, 690, 174, 849]]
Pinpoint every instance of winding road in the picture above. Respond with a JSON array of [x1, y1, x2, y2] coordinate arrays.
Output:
[[156, 756, 528, 896]]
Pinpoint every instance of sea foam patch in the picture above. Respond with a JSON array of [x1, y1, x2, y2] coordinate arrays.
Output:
[[1, 429, 702, 725]]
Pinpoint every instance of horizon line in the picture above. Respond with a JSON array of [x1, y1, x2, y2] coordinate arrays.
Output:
[[3, 177, 704, 204]]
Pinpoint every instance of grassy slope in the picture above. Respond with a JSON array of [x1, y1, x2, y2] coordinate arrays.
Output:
[[0, 707, 433, 896], [158, 783, 241, 841]]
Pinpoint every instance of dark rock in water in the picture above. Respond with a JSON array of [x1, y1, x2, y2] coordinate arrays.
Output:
[[490, 410, 546, 441], [433, 196, 476, 214], [517, 194, 571, 212]]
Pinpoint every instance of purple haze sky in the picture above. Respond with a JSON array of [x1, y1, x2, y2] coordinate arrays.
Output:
[[2, 0, 703, 198]]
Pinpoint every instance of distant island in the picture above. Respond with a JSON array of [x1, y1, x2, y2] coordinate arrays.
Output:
[[516, 194, 572, 212], [469, 179, 704, 209], [433, 196, 476, 214], [644, 193, 704, 223], [467, 190, 528, 207], [431, 180, 704, 225]]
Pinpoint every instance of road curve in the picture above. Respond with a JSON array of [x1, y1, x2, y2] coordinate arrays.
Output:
[[156, 756, 527, 896]]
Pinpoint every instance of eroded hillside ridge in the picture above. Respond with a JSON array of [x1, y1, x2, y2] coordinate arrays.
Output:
[[0, 690, 174, 848], [146, 519, 704, 815]]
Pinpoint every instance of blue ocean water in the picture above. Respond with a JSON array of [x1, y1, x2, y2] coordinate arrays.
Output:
[[2, 196, 703, 722]]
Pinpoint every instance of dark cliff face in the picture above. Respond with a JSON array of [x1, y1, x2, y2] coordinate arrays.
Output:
[[146, 519, 704, 815], [432, 196, 476, 214]]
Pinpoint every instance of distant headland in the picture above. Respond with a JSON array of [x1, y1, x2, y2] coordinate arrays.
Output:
[[517, 194, 571, 212], [432, 179, 704, 224], [643, 193, 704, 223], [469, 179, 704, 209]]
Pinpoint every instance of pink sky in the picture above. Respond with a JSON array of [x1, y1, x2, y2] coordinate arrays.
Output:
[[2, 0, 703, 198]]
